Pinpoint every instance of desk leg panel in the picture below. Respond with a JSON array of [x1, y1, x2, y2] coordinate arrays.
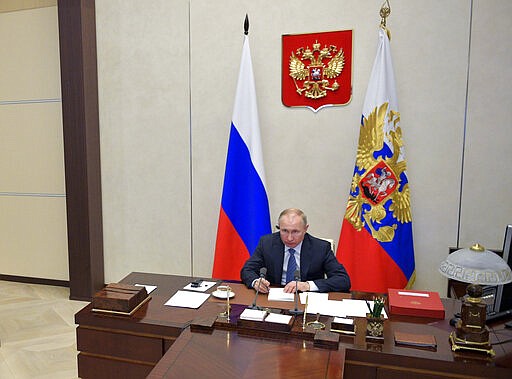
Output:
[[377, 367, 461, 379], [344, 361, 377, 379], [77, 326, 166, 363], [78, 353, 153, 379]]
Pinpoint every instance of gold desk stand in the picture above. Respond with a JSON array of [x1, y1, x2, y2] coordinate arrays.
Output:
[[217, 286, 232, 322], [449, 332, 495, 357], [330, 326, 356, 335], [306, 313, 326, 330]]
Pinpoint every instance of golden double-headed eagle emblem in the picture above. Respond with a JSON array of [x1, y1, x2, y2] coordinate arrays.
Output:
[[344, 103, 412, 243], [289, 40, 345, 99]]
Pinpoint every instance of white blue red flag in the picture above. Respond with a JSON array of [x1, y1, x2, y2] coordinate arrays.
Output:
[[212, 34, 271, 281], [336, 27, 415, 293]]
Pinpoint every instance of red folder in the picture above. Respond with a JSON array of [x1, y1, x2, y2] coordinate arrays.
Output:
[[388, 288, 445, 319]]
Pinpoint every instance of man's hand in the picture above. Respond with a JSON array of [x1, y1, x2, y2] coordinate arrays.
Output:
[[253, 278, 270, 294], [283, 281, 310, 293]]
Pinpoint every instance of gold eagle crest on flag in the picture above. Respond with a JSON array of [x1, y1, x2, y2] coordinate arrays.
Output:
[[345, 103, 412, 243], [288, 40, 345, 99]]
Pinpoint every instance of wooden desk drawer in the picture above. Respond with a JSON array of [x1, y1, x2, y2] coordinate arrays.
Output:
[[78, 353, 153, 379], [77, 326, 163, 363]]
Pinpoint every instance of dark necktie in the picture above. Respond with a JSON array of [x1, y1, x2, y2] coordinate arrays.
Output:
[[286, 248, 297, 283]]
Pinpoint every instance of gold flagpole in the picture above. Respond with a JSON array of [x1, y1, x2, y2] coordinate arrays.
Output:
[[380, 0, 392, 40]]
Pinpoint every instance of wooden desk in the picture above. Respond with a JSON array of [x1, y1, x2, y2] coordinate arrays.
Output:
[[147, 328, 345, 379], [75, 272, 512, 379]]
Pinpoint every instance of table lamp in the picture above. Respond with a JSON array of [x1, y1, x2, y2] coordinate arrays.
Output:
[[438, 243, 512, 356]]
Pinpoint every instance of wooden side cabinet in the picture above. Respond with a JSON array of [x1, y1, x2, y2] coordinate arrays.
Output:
[[76, 326, 176, 379]]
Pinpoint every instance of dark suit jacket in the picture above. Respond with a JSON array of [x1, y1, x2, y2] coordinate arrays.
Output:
[[240, 232, 351, 293]]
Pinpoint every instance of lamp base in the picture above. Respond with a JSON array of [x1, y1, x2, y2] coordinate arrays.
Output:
[[455, 319, 490, 343], [449, 332, 495, 357]]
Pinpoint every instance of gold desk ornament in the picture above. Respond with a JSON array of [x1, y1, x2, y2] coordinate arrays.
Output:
[[366, 297, 385, 342], [306, 312, 326, 330], [302, 293, 309, 330], [450, 283, 495, 357], [216, 285, 232, 322], [366, 315, 385, 341]]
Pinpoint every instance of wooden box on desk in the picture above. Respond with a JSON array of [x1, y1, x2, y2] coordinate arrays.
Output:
[[237, 317, 294, 333], [92, 283, 148, 314]]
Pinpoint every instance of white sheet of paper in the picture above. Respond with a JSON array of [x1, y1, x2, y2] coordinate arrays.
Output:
[[265, 313, 292, 324], [300, 292, 328, 304], [240, 308, 267, 321], [333, 317, 354, 325], [164, 290, 210, 309], [342, 299, 388, 318], [267, 288, 294, 302], [306, 299, 346, 317], [183, 280, 217, 292], [398, 291, 429, 297], [134, 284, 157, 294], [340, 299, 370, 317]]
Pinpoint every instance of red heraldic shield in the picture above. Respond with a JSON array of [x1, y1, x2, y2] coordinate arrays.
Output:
[[282, 30, 352, 112]]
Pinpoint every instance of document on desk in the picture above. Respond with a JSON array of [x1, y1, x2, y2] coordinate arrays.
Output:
[[240, 308, 267, 321], [333, 317, 354, 325], [265, 313, 293, 324], [298, 293, 345, 317], [134, 284, 157, 294], [300, 292, 328, 304], [267, 288, 294, 302], [305, 299, 346, 317], [164, 290, 210, 309], [342, 299, 388, 318]]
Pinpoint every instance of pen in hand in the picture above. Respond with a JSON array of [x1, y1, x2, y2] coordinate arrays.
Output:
[[257, 278, 269, 293]]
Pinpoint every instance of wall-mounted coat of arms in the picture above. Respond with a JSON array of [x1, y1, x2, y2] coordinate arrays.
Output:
[[282, 30, 352, 112]]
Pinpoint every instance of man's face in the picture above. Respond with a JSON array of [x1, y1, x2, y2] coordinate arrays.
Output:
[[278, 213, 308, 248]]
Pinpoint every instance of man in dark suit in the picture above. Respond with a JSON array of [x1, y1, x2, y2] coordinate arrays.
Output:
[[241, 208, 350, 293]]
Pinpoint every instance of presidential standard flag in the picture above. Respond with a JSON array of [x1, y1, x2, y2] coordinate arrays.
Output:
[[212, 32, 271, 281], [336, 26, 415, 293]]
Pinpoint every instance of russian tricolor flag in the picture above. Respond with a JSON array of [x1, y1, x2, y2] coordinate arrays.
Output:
[[212, 33, 271, 281], [336, 27, 415, 293]]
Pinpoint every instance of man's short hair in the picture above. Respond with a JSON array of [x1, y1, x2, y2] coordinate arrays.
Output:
[[277, 208, 307, 227]]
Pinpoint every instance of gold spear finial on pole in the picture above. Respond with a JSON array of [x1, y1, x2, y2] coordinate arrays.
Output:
[[380, 0, 391, 27], [379, 0, 391, 40]]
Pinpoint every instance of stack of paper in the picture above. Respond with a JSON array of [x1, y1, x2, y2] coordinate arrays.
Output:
[[332, 317, 354, 326], [265, 313, 292, 325], [240, 308, 267, 321], [267, 288, 294, 302], [298, 294, 390, 319]]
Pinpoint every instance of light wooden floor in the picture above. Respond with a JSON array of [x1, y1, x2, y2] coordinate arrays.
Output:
[[0, 280, 88, 379]]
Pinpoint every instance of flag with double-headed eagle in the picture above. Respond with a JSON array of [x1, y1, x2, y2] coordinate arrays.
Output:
[[336, 26, 415, 293]]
